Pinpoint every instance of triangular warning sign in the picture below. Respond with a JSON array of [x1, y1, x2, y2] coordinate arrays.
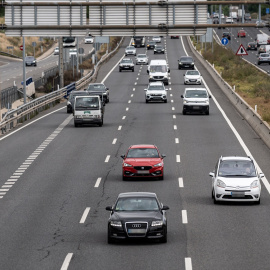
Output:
[[236, 44, 248, 56]]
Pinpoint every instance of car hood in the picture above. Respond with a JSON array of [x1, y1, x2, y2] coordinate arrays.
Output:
[[218, 176, 259, 187], [124, 158, 162, 166], [112, 211, 162, 221], [146, 90, 166, 95], [149, 72, 167, 76], [185, 75, 200, 79], [184, 97, 208, 102]]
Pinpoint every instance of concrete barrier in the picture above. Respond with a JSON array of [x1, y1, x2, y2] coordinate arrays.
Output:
[[187, 37, 270, 149]]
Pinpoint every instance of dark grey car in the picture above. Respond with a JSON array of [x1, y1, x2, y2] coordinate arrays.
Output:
[[257, 53, 270, 65], [178, 56, 195, 70], [25, 56, 37, 66]]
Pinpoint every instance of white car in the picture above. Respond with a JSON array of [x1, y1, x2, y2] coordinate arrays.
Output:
[[145, 82, 168, 103], [209, 156, 264, 204], [181, 88, 210, 115], [69, 48, 77, 59], [225, 17, 233, 23], [184, 70, 202, 85], [152, 36, 161, 43], [125, 46, 136, 56], [84, 35, 94, 44], [136, 54, 148, 65], [54, 47, 59, 55]]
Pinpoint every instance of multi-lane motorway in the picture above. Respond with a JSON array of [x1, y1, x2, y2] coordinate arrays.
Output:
[[0, 35, 270, 270], [215, 21, 270, 73]]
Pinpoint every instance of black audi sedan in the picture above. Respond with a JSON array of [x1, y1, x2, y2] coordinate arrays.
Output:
[[178, 56, 194, 70], [106, 192, 169, 244]]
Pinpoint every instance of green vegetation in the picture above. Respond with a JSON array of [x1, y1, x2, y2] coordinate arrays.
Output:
[[192, 37, 270, 124], [0, 6, 4, 17]]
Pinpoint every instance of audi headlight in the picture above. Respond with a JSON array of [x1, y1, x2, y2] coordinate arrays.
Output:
[[151, 220, 163, 227], [110, 221, 122, 227], [154, 162, 163, 167], [250, 180, 259, 189], [123, 163, 132, 167], [217, 179, 226, 188]]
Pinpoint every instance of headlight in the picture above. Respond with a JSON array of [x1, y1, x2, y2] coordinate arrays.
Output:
[[110, 221, 122, 227], [154, 162, 163, 167], [183, 100, 188, 104], [217, 179, 226, 188], [151, 220, 163, 227], [119, 64, 123, 67], [150, 75, 153, 79], [162, 49, 164, 51], [179, 62, 182, 65], [123, 163, 132, 167], [250, 180, 259, 189], [130, 64, 134, 67], [191, 62, 194, 65]]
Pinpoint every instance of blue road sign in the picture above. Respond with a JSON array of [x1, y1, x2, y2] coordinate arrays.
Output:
[[221, 38, 229, 45], [266, 8, 269, 14]]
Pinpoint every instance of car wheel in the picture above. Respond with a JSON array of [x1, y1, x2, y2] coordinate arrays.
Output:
[[205, 110, 209, 115], [119, 68, 122, 72], [182, 110, 186, 115], [164, 100, 167, 103], [132, 69, 134, 72], [160, 228, 167, 243], [255, 198, 261, 205], [74, 123, 79, 127], [212, 189, 214, 199], [258, 62, 260, 65], [146, 100, 149, 103], [122, 176, 128, 181], [213, 190, 218, 204], [178, 66, 181, 70], [184, 82, 186, 85], [108, 228, 114, 244], [159, 175, 164, 180], [99, 119, 103, 127]]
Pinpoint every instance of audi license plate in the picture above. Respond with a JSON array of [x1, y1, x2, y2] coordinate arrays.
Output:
[[137, 170, 149, 174], [128, 229, 146, 233], [231, 192, 245, 197]]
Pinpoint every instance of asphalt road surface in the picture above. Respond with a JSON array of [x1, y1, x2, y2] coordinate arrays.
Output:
[[0, 36, 269, 270]]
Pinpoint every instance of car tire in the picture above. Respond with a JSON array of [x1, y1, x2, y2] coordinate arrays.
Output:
[[132, 69, 134, 72], [146, 100, 149, 103], [122, 176, 128, 181], [255, 198, 261, 205], [74, 123, 79, 127], [159, 175, 164, 180], [182, 110, 186, 115], [212, 189, 214, 199], [108, 228, 114, 244], [160, 228, 167, 243], [205, 110, 209, 115], [213, 191, 218, 204], [164, 100, 167, 103], [184, 82, 186, 85], [119, 68, 122, 72], [178, 66, 181, 70], [258, 62, 260, 65]]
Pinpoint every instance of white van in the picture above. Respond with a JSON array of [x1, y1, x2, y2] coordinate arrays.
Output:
[[74, 95, 104, 127], [147, 59, 170, 85], [256, 34, 269, 47]]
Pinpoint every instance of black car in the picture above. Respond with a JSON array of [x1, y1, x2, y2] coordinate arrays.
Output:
[[119, 58, 134, 72], [86, 83, 109, 103], [178, 56, 195, 70], [147, 41, 156, 50], [106, 192, 169, 244], [154, 45, 165, 54], [222, 32, 231, 40], [25, 56, 37, 66], [67, 90, 87, 113]]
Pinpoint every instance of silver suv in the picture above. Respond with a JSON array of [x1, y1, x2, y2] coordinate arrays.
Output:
[[125, 46, 136, 56], [181, 88, 211, 115], [145, 82, 168, 103]]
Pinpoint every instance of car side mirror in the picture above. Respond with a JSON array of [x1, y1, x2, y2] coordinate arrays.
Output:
[[183, 74, 185, 76], [165, 89, 168, 91], [107, 88, 109, 90], [161, 206, 169, 211], [161, 154, 166, 159], [147, 70, 149, 74], [260, 173, 265, 178], [168, 68, 170, 73], [181, 95, 184, 98], [209, 172, 214, 177], [209, 95, 212, 98], [144, 89, 147, 91], [106, 206, 113, 211], [121, 155, 125, 159]]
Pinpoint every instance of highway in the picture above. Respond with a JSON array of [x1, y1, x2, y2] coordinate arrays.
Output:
[[215, 19, 270, 74], [0, 38, 93, 91], [0, 35, 270, 270]]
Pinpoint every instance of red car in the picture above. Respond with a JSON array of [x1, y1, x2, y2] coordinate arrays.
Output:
[[237, 30, 246, 38], [121, 144, 166, 180]]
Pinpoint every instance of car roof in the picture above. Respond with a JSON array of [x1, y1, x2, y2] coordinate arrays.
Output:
[[149, 59, 167, 64], [118, 192, 157, 198], [149, 82, 164, 86], [70, 91, 86, 95], [122, 58, 132, 60], [129, 144, 156, 149], [88, 83, 105, 86], [185, 88, 207, 91], [220, 156, 252, 161]]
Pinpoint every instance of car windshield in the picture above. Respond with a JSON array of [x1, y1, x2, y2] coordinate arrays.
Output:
[[69, 92, 86, 101], [87, 84, 106, 91], [137, 54, 146, 58], [156, 46, 163, 49], [115, 197, 159, 211], [153, 36, 160, 39], [218, 160, 256, 177], [25, 56, 34, 60], [149, 65, 167, 73], [148, 42, 155, 45], [127, 148, 159, 158], [180, 57, 193, 62], [148, 85, 165, 91], [186, 71, 199, 76], [223, 33, 229, 35], [121, 59, 132, 63], [126, 46, 135, 50], [260, 54, 269, 57], [75, 97, 99, 109], [185, 90, 207, 98]]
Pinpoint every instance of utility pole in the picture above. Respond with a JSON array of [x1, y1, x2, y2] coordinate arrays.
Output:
[[23, 37, 26, 104], [58, 37, 64, 88]]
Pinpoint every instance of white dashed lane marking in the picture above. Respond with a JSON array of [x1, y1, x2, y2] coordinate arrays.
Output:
[[118, 126, 122, 130], [94, 177, 102, 188], [80, 207, 91, 224], [174, 125, 177, 130], [122, 116, 126, 120], [178, 177, 184, 187], [173, 115, 176, 119], [172, 107, 175, 110], [176, 155, 181, 163], [105, 155, 110, 163], [112, 138, 117, 144], [60, 253, 73, 270], [185, 258, 192, 270], [175, 138, 179, 144], [182, 210, 188, 224]]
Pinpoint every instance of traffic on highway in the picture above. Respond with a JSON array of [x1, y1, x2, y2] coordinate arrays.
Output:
[[0, 29, 270, 270]]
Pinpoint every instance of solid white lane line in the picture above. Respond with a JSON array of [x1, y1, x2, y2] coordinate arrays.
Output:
[[105, 155, 110, 163], [185, 258, 192, 270], [176, 155, 181, 163], [172, 107, 175, 110], [173, 115, 176, 119], [174, 125, 177, 130], [178, 177, 184, 187], [122, 116, 126, 120], [182, 210, 188, 224], [118, 126, 122, 130], [60, 253, 73, 270], [80, 207, 91, 224], [112, 138, 117, 144], [175, 138, 179, 144], [94, 177, 102, 188]]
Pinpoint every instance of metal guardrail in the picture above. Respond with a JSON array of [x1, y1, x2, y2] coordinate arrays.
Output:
[[0, 37, 124, 135], [0, 51, 22, 59]]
